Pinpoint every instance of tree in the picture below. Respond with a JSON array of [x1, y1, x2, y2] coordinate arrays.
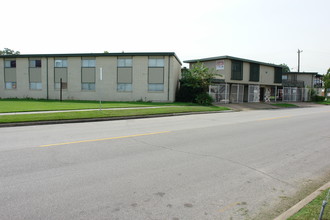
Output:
[[176, 62, 219, 105], [280, 63, 290, 73], [0, 48, 20, 55], [323, 68, 330, 98]]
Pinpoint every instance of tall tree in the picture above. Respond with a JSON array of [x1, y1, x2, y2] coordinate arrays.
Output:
[[280, 63, 290, 73], [323, 68, 330, 98], [0, 48, 20, 55], [177, 62, 219, 105]]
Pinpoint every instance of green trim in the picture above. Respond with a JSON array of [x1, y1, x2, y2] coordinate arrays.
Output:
[[284, 71, 318, 75], [184, 55, 282, 68], [0, 52, 182, 65]]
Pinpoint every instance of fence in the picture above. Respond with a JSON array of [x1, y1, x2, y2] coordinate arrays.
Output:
[[282, 87, 309, 102], [248, 85, 260, 102], [209, 84, 230, 103]]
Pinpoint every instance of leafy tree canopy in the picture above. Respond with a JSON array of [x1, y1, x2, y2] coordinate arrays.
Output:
[[324, 68, 330, 97], [177, 62, 219, 105], [280, 63, 290, 73], [180, 62, 219, 92], [0, 48, 20, 55]]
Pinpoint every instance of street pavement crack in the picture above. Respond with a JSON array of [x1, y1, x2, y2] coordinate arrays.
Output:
[[135, 138, 292, 186]]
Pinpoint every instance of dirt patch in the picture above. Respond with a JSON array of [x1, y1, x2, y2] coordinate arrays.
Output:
[[254, 172, 330, 220]]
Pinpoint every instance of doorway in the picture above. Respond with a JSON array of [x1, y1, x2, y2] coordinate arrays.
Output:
[[260, 87, 265, 102]]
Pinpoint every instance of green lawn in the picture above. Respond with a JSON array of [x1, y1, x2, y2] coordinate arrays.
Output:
[[271, 103, 298, 108], [288, 188, 330, 220], [0, 106, 229, 123], [0, 99, 199, 113], [316, 100, 330, 105]]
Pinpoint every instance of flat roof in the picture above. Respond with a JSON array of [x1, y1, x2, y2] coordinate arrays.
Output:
[[283, 71, 318, 75], [184, 55, 282, 68], [0, 52, 182, 65]]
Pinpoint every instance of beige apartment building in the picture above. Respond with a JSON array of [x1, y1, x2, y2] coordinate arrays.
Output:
[[184, 56, 283, 103], [0, 52, 182, 102]]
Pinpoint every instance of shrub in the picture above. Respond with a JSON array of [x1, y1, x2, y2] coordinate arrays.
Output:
[[312, 95, 325, 102], [195, 93, 214, 105]]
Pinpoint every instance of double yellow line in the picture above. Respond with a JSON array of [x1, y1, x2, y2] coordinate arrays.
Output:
[[39, 131, 171, 147]]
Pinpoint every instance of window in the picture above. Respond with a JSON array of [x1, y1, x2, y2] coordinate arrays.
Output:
[[5, 60, 16, 68], [231, 60, 243, 80], [118, 58, 132, 67], [249, 63, 260, 82], [81, 65, 95, 90], [5, 82, 16, 89], [117, 57, 133, 92], [82, 59, 96, 67], [54, 67, 68, 89], [117, 83, 132, 92], [30, 60, 41, 68], [148, 58, 164, 67], [55, 59, 67, 67], [55, 82, 67, 89], [274, 67, 282, 83], [30, 82, 42, 90], [282, 75, 288, 80], [148, 83, 164, 91], [82, 83, 95, 90], [148, 67, 164, 92]]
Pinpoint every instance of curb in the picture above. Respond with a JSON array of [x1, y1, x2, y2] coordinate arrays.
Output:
[[0, 110, 234, 128], [274, 181, 330, 220]]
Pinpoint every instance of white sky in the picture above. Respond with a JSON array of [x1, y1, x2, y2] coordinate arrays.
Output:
[[2, 0, 330, 74]]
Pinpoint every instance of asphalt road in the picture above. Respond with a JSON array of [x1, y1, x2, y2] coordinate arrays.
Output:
[[1, 106, 330, 220]]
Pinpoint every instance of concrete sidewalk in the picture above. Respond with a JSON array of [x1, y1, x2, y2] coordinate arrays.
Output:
[[0, 106, 171, 116], [0, 102, 322, 116], [215, 102, 322, 111]]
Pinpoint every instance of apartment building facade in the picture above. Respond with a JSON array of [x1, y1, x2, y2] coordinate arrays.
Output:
[[0, 52, 182, 102], [184, 56, 283, 103]]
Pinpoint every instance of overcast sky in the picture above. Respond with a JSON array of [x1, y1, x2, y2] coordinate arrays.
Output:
[[2, 0, 329, 74]]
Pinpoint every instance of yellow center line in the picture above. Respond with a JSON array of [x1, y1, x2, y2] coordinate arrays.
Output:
[[219, 202, 240, 213], [258, 116, 291, 121], [38, 131, 171, 147]]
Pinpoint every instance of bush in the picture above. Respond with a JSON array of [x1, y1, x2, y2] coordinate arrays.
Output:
[[195, 93, 214, 105], [176, 85, 203, 102], [312, 95, 325, 102]]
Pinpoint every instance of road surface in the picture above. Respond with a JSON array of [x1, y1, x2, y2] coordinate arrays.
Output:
[[1, 106, 330, 219]]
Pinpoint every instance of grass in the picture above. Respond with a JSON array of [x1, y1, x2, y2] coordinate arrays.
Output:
[[0, 106, 228, 123], [288, 188, 330, 220], [0, 99, 199, 113], [316, 100, 330, 105], [271, 103, 298, 108], [0, 99, 230, 123]]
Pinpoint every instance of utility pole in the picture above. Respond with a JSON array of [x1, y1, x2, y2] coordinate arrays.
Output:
[[297, 49, 303, 72]]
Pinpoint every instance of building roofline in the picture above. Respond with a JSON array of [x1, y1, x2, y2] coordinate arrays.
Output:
[[183, 55, 282, 68], [283, 71, 318, 75], [0, 52, 182, 65]]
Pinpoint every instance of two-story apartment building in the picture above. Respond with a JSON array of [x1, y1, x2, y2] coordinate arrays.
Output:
[[0, 52, 182, 102], [184, 56, 282, 103]]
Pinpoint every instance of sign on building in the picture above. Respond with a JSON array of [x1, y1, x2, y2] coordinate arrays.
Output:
[[216, 60, 225, 70]]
